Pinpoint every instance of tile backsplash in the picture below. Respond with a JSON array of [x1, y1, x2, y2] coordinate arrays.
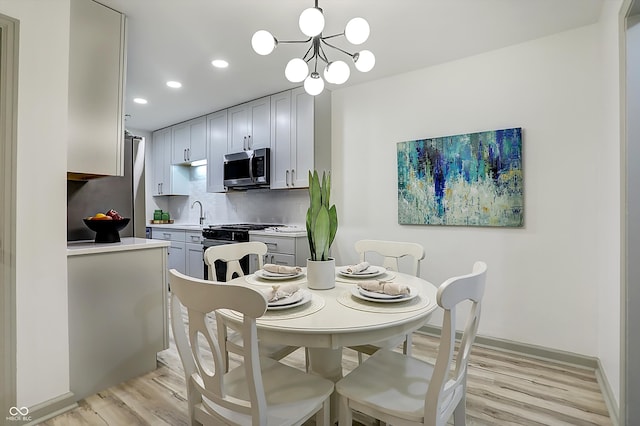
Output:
[[156, 165, 309, 226]]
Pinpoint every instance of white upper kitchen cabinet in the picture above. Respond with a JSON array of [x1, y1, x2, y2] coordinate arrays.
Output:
[[206, 110, 228, 193], [152, 128, 189, 196], [270, 87, 331, 189], [227, 96, 271, 152], [171, 116, 206, 164], [67, 0, 126, 176]]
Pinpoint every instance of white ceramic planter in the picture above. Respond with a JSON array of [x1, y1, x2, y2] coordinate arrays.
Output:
[[306, 258, 336, 290]]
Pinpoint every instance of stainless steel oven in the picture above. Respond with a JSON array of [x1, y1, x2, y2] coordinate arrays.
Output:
[[202, 223, 281, 281]]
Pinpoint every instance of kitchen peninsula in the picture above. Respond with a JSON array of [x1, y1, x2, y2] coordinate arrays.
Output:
[[67, 237, 170, 401]]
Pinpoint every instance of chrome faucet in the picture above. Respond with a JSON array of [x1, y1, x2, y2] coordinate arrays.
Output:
[[191, 200, 205, 225]]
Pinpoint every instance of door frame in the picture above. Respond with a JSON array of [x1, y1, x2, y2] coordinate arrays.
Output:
[[623, 1, 640, 425], [0, 12, 18, 419]]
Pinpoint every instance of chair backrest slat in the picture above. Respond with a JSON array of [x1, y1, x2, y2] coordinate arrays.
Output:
[[204, 241, 268, 282], [425, 261, 487, 424], [354, 239, 425, 276]]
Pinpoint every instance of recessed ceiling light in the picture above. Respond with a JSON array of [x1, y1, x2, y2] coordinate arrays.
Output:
[[133, 98, 148, 104], [166, 81, 182, 88], [211, 59, 229, 68]]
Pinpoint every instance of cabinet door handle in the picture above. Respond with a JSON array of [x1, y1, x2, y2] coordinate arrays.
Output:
[[286, 170, 290, 186], [248, 135, 252, 149], [291, 169, 295, 186], [158, 183, 161, 194], [243, 136, 247, 150], [187, 148, 191, 161]]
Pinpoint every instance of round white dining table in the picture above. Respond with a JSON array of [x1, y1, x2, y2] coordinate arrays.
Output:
[[220, 267, 439, 421]]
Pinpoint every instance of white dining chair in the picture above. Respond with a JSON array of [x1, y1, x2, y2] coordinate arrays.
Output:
[[349, 239, 426, 361], [169, 269, 334, 426], [204, 242, 302, 371], [204, 240, 267, 282], [336, 261, 487, 426]]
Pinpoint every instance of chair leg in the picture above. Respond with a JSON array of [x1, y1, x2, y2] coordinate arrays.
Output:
[[315, 399, 330, 426], [357, 351, 364, 364], [403, 333, 413, 356], [305, 348, 310, 373], [453, 396, 466, 425], [338, 395, 353, 426]]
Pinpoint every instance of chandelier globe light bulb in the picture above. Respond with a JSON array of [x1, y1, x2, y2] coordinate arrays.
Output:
[[324, 60, 350, 85], [344, 17, 370, 45], [252, 30, 276, 55], [354, 49, 375, 72], [285, 58, 309, 83], [304, 72, 325, 96], [299, 7, 325, 37]]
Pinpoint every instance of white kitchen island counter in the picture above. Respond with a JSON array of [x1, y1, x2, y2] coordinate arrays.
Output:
[[67, 237, 170, 402], [67, 237, 170, 255]]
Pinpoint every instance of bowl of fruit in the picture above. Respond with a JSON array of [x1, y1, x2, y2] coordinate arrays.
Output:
[[83, 209, 130, 243]]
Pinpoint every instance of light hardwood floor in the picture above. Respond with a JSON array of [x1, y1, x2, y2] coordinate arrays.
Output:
[[41, 326, 612, 426]]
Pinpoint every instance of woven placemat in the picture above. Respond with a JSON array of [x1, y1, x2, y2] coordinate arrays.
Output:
[[336, 288, 430, 313], [224, 293, 325, 321]]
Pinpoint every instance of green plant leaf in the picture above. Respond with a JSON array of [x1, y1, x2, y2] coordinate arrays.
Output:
[[328, 204, 338, 248], [313, 206, 330, 261], [306, 207, 315, 260]]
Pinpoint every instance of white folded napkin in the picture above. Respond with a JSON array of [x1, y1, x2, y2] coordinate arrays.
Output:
[[263, 264, 302, 275], [357, 280, 410, 296], [346, 261, 370, 274], [261, 283, 301, 302]]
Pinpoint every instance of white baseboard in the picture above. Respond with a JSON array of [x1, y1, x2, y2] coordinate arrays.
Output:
[[596, 358, 620, 426], [23, 392, 77, 426]]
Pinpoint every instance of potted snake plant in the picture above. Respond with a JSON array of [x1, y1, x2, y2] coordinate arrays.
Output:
[[305, 170, 338, 289]]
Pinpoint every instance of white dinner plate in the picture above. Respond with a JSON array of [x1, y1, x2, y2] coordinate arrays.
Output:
[[350, 286, 418, 303], [338, 265, 386, 278], [267, 290, 312, 310], [358, 287, 405, 299], [255, 269, 305, 281], [267, 290, 304, 306]]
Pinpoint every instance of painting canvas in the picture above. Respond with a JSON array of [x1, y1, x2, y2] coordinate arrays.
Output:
[[397, 128, 523, 227]]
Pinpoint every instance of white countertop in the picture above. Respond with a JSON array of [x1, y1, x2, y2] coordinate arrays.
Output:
[[147, 223, 203, 231], [67, 237, 171, 256], [250, 226, 307, 237]]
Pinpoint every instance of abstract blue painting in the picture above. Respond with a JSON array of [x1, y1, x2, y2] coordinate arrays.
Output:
[[397, 128, 523, 227]]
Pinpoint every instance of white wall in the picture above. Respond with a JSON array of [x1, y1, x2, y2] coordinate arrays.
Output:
[[331, 24, 609, 357], [0, 0, 71, 408]]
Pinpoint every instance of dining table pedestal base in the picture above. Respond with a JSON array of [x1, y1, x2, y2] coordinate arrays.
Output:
[[307, 347, 343, 422]]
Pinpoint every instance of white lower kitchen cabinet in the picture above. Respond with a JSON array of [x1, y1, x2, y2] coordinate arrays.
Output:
[[186, 242, 205, 279], [151, 227, 203, 279], [249, 232, 310, 270]]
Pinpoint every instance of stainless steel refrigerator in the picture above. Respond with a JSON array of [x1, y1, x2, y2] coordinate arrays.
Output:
[[67, 134, 146, 241]]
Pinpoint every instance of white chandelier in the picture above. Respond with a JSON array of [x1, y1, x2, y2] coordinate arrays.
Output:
[[251, 0, 375, 96]]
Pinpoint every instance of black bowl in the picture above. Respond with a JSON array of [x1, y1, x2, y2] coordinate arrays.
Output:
[[83, 218, 130, 243]]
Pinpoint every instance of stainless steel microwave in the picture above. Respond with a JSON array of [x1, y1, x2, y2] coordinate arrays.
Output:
[[223, 148, 270, 189]]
